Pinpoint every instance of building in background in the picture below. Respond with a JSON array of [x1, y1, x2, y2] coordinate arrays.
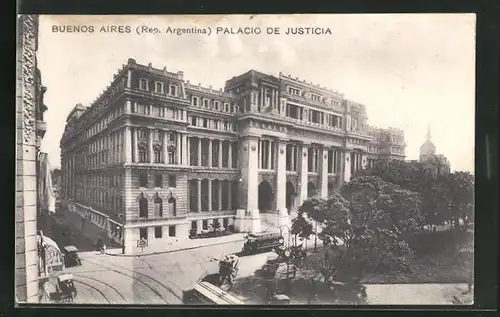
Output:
[[419, 125, 451, 177], [60, 59, 406, 253]]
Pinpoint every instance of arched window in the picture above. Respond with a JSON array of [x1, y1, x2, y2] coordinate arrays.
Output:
[[153, 194, 163, 218], [139, 193, 148, 218], [168, 197, 177, 217]]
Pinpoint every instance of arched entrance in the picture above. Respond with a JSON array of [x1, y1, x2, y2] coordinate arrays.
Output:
[[258, 181, 274, 213], [286, 181, 296, 213], [307, 182, 317, 198]]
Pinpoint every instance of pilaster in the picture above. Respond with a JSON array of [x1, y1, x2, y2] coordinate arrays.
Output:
[[276, 140, 289, 226], [298, 144, 309, 207]]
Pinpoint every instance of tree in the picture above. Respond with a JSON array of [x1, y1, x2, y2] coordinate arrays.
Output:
[[441, 171, 474, 228], [341, 176, 425, 234], [356, 159, 449, 228], [294, 186, 416, 282]]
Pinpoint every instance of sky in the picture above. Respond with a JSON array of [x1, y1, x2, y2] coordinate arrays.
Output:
[[37, 14, 476, 172]]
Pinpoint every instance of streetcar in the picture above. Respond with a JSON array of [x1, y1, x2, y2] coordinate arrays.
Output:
[[184, 281, 245, 305], [242, 232, 284, 255]]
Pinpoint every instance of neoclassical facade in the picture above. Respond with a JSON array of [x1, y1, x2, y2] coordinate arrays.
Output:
[[60, 59, 405, 253]]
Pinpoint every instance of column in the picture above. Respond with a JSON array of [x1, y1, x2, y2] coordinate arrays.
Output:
[[182, 133, 188, 165], [125, 99, 131, 113], [276, 140, 288, 222], [319, 147, 329, 198], [208, 139, 213, 167], [261, 87, 264, 105], [208, 179, 212, 212], [197, 138, 202, 166], [343, 150, 352, 184], [298, 144, 309, 206], [228, 142, 233, 168], [271, 89, 275, 107], [218, 141, 223, 168], [162, 130, 168, 164], [176, 133, 181, 164], [267, 140, 272, 169], [227, 182, 232, 211], [218, 180, 222, 211], [186, 136, 191, 166], [197, 179, 202, 212], [291, 145, 296, 171], [124, 126, 132, 163], [127, 69, 132, 88], [258, 140, 261, 169], [133, 128, 139, 163], [148, 128, 154, 163]]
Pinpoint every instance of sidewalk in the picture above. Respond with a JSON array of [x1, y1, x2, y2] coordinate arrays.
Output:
[[58, 208, 120, 249], [103, 232, 248, 257]]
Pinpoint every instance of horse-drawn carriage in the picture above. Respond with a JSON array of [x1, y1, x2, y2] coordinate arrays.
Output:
[[218, 254, 240, 291], [52, 273, 77, 303]]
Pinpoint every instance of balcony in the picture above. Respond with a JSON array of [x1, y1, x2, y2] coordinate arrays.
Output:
[[36, 120, 47, 138]]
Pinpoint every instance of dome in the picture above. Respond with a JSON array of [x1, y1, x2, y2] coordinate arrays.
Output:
[[420, 125, 436, 157]]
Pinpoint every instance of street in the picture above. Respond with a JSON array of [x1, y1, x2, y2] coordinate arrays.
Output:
[[61, 240, 272, 304]]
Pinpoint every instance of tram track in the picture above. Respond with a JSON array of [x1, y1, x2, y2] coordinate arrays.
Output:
[[73, 279, 110, 303], [83, 257, 182, 304], [72, 274, 127, 303]]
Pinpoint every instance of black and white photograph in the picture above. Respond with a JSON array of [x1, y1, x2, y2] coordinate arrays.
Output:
[[16, 14, 475, 305]]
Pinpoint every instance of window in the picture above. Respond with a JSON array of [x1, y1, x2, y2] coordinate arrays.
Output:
[[154, 226, 162, 238], [138, 128, 146, 138], [168, 225, 176, 237], [139, 148, 147, 163], [168, 146, 175, 164], [154, 129, 161, 141], [168, 175, 177, 188], [139, 228, 148, 239], [168, 197, 177, 217], [139, 173, 148, 187], [311, 94, 321, 102], [191, 116, 197, 126], [154, 174, 163, 187], [203, 99, 209, 108], [224, 121, 229, 130], [169, 85, 177, 96], [214, 101, 220, 110], [169, 133, 175, 142], [203, 118, 208, 128], [288, 87, 300, 95], [139, 193, 148, 218], [202, 220, 208, 230], [155, 81, 164, 93], [191, 221, 197, 230], [224, 103, 229, 112], [154, 148, 162, 163], [154, 195, 163, 217], [192, 96, 199, 106], [139, 78, 148, 90]]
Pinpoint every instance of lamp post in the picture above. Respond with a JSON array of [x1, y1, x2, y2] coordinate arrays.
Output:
[[314, 221, 318, 253], [117, 225, 125, 254]]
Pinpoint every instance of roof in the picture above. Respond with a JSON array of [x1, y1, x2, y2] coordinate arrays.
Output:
[[57, 273, 74, 281], [64, 245, 79, 252]]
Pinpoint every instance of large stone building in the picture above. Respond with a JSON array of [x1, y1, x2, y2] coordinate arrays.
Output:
[[16, 15, 48, 303], [419, 125, 451, 177], [60, 59, 405, 253]]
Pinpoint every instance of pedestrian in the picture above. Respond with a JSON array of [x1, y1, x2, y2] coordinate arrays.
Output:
[[122, 243, 125, 255], [101, 243, 107, 254]]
